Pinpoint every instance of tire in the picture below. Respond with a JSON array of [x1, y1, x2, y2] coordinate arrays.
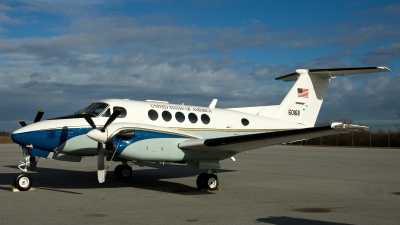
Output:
[[196, 173, 208, 190], [114, 165, 132, 179], [14, 173, 32, 191]]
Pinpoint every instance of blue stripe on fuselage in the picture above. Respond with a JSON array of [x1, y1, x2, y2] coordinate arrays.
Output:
[[12, 127, 191, 156], [12, 127, 91, 151], [108, 130, 188, 155]]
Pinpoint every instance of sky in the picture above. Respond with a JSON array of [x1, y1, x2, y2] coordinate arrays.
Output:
[[0, 0, 399, 132]]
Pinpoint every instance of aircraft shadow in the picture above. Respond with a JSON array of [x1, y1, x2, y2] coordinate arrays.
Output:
[[256, 217, 354, 225], [392, 192, 400, 196], [1, 163, 235, 195]]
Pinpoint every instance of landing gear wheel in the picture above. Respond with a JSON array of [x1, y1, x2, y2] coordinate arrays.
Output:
[[196, 173, 208, 190], [14, 173, 32, 191], [196, 173, 219, 190], [114, 165, 132, 179]]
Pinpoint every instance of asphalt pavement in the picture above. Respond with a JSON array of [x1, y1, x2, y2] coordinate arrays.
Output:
[[1, 144, 399, 225]]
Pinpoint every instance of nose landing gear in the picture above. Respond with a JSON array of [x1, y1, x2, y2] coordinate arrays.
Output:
[[14, 145, 36, 191]]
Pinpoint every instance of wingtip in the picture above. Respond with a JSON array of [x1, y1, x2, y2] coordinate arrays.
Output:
[[377, 66, 391, 71]]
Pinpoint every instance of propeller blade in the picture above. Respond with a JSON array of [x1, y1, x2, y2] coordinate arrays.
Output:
[[19, 120, 27, 127], [98, 170, 106, 183], [82, 112, 97, 129], [97, 142, 106, 183], [33, 110, 44, 123], [101, 108, 122, 132]]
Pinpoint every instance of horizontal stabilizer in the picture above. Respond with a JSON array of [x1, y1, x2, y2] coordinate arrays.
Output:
[[178, 123, 366, 153], [276, 67, 390, 82]]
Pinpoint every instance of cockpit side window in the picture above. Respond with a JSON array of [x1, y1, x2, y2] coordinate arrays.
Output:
[[75, 103, 95, 115], [101, 108, 111, 117], [75, 102, 109, 117], [114, 107, 127, 118]]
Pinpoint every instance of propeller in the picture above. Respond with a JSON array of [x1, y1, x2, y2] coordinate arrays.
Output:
[[97, 142, 106, 183], [82, 112, 97, 129], [19, 120, 27, 127], [34, 110, 44, 123], [19, 110, 45, 127], [82, 108, 122, 183]]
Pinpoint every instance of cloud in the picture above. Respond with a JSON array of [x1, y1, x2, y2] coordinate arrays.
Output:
[[363, 43, 400, 65], [0, 4, 14, 12], [370, 3, 400, 14], [0, 3, 19, 30], [320, 73, 400, 122], [8, 0, 116, 15], [295, 52, 356, 69], [0, 1, 399, 133]]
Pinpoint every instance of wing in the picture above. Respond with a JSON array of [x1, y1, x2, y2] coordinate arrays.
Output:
[[178, 123, 366, 153]]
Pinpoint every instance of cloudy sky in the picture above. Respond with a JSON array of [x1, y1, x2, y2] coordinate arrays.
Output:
[[1, 0, 399, 132]]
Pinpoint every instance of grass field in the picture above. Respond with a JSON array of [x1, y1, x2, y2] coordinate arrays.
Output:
[[0, 136, 13, 144]]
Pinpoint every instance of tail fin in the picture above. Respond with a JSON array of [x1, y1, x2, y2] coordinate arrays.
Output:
[[258, 67, 390, 127]]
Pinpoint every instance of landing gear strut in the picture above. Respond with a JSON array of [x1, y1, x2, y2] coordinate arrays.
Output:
[[196, 170, 219, 190], [18, 145, 36, 173], [114, 164, 132, 179]]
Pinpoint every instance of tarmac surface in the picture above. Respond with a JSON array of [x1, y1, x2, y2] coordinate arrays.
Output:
[[1, 143, 400, 225]]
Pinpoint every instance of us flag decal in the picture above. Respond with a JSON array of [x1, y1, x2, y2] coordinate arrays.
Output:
[[298, 88, 309, 98]]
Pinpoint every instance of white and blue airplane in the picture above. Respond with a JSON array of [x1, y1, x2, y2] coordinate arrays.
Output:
[[11, 67, 390, 191]]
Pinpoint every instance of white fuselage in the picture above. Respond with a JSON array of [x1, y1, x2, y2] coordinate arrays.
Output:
[[12, 99, 307, 162]]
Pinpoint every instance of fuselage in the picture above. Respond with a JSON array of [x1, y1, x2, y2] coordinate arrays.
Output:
[[12, 99, 307, 162]]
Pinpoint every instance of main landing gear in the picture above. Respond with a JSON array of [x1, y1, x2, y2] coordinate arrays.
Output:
[[196, 170, 219, 190], [114, 164, 132, 179]]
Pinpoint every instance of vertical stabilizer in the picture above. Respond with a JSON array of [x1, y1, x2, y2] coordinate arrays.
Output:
[[257, 67, 390, 127], [273, 69, 329, 127]]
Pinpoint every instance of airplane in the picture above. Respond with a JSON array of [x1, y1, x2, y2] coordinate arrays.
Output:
[[11, 66, 390, 191]]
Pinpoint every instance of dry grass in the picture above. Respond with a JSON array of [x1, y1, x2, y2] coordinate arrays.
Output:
[[0, 136, 13, 143]]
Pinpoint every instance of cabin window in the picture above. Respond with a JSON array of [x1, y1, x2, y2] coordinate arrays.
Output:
[[241, 118, 249, 126], [175, 112, 185, 123], [148, 109, 158, 121], [162, 111, 172, 122], [201, 114, 210, 124], [188, 113, 198, 123], [114, 107, 127, 118]]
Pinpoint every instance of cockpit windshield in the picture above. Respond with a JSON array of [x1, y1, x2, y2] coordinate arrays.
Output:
[[74, 102, 109, 116]]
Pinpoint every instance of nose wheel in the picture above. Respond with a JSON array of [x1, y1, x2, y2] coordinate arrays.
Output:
[[14, 173, 33, 191], [196, 172, 219, 190]]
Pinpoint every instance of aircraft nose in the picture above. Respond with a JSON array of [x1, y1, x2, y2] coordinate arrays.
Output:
[[11, 130, 58, 151], [11, 132, 33, 146]]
